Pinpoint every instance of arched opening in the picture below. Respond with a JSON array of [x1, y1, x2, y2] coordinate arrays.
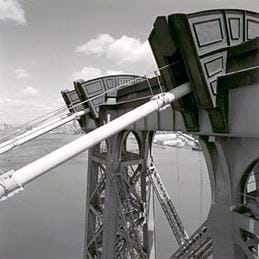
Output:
[[242, 161, 259, 218], [236, 162, 259, 259], [118, 131, 143, 197], [119, 132, 143, 194], [150, 131, 211, 257], [112, 131, 146, 256], [99, 140, 108, 154], [120, 131, 141, 161]]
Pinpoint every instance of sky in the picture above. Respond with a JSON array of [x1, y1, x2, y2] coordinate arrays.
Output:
[[0, 0, 258, 124]]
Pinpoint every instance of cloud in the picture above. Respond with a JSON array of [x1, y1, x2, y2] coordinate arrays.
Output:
[[14, 68, 30, 79], [0, 97, 54, 124], [20, 86, 39, 96], [106, 36, 152, 65], [0, 0, 27, 25], [72, 66, 102, 81], [75, 34, 113, 56], [72, 66, 125, 81], [0, 97, 34, 106], [75, 34, 156, 74]]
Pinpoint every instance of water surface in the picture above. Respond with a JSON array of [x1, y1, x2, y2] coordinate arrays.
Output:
[[0, 134, 211, 259]]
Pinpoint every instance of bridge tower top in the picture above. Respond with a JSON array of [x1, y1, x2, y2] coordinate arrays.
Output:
[[59, 8, 259, 259]]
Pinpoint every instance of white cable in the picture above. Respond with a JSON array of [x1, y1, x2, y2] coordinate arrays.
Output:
[[0, 62, 175, 144], [152, 184, 157, 259], [199, 153, 204, 223], [0, 82, 192, 200]]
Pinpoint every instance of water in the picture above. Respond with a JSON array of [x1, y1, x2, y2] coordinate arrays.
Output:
[[0, 134, 211, 259]]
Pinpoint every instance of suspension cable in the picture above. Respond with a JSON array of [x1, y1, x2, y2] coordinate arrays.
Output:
[[0, 62, 176, 144], [199, 152, 204, 223], [152, 183, 158, 259]]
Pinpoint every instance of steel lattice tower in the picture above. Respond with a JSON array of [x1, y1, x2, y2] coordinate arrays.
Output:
[[84, 131, 152, 258]]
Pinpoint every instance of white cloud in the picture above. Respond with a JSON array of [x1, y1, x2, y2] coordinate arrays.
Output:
[[14, 68, 30, 79], [0, 0, 27, 25], [75, 34, 113, 56], [0, 97, 54, 124], [0, 97, 34, 106], [106, 36, 152, 65], [72, 66, 102, 81], [72, 66, 125, 81], [75, 34, 156, 73], [20, 86, 39, 96]]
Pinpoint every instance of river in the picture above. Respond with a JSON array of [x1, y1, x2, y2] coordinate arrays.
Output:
[[0, 134, 211, 259]]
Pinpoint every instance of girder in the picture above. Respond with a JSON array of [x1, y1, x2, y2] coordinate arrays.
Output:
[[172, 221, 212, 259], [147, 161, 188, 246]]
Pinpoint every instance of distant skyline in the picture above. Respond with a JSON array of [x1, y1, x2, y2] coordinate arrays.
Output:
[[0, 0, 258, 124]]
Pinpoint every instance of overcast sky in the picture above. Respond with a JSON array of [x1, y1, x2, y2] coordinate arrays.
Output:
[[0, 0, 258, 124]]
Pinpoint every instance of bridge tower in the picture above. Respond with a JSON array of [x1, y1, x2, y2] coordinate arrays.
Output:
[[84, 131, 152, 258], [1, 6, 258, 259], [63, 75, 155, 258], [60, 8, 259, 259], [149, 9, 259, 259]]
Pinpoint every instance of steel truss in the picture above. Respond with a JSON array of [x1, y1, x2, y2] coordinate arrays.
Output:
[[84, 131, 152, 259]]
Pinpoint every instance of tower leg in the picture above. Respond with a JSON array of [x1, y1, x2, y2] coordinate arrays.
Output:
[[84, 131, 153, 258]]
